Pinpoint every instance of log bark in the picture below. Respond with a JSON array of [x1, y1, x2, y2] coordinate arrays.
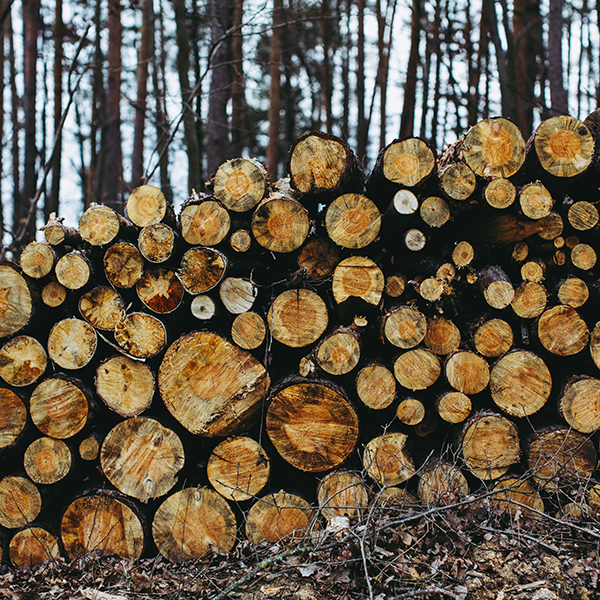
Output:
[[0, 335, 47, 387]]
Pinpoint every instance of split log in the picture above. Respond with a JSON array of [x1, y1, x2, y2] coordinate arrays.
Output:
[[537, 305, 589, 356], [29, 377, 89, 439], [138, 223, 176, 263], [297, 238, 340, 279], [317, 471, 368, 520], [79, 204, 134, 246], [19, 242, 55, 279], [459, 412, 520, 480], [114, 312, 167, 359], [245, 491, 316, 544], [315, 330, 361, 376], [445, 351, 490, 395], [558, 376, 600, 433], [332, 256, 385, 306], [266, 381, 359, 472], [490, 350, 552, 417], [0, 335, 47, 387], [24, 436, 72, 485], [136, 267, 185, 314], [95, 356, 155, 417], [417, 461, 469, 506], [152, 487, 237, 561], [355, 364, 396, 410], [231, 311, 266, 350], [100, 416, 185, 502], [126, 184, 168, 227], [78, 286, 126, 330], [394, 348, 441, 391], [473, 318, 513, 357], [219, 277, 258, 314], [362, 431, 415, 486], [325, 193, 381, 249], [436, 391, 472, 424], [213, 157, 268, 212], [0, 388, 27, 450], [490, 477, 544, 518], [47, 318, 97, 370], [9, 526, 60, 567], [179, 195, 231, 246], [178, 247, 227, 294], [41, 281, 67, 308], [55, 250, 91, 290], [158, 331, 270, 436], [61, 493, 145, 560], [0, 263, 34, 339], [103, 242, 145, 288], [396, 397, 425, 426], [0, 476, 41, 529], [207, 436, 270, 502]]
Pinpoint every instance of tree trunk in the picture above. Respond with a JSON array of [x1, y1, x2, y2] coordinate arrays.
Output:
[[548, 0, 568, 114], [266, 0, 282, 179], [400, 0, 421, 138], [356, 0, 367, 163], [230, 0, 245, 156]]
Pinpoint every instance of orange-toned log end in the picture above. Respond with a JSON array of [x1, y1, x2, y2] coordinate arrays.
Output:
[[459, 412, 520, 480], [153, 487, 237, 562], [61, 494, 145, 560], [136, 267, 185, 314], [9, 527, 60, 567], [126, 184, 167, 227], [100, 417, 185, 503], [424, 317, 461, 356], [363, 431, 415, 486], [356, 364, 396, 410], [0, 476, 41, 529], [537, 305, 589, 356], [0, 263, 33, 339], [178, 247, 227, 295], [490, 478, 544, 519], [384, 306, 427, 349], [332, 256, 385, 306], [527, 427, 597, 492], [0, 335, 47, 387], [325, 193, 381, 249], [317, 471, 368, 521], [436, 391, 472, 424], [245, 491, 316, 544], [231, 312, 266, 350], [180, 198, 231, 247], [315, 330, 361, 376], [0, 388, 27, 450], [266, 382, 359, 473], [214, 157, 268, 213], [24, 436, 72, 485], [159, 331, 270, 437], [207, 436, 270, 502], [473, 318, 513, 358], [394, 348, 441, 391], [418, 461, 469, 506], [42, 281, 67, 308]]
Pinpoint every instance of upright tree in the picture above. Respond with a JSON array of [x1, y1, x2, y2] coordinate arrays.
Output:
[[231, 0, 246, 156], [266, 0, 282, 179], [356, 0, 367, 163], [548, 0, 568, 114], [400, 0, 421, 138]]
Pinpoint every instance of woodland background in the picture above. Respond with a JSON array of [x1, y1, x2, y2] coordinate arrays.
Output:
[[0, 0, 598, 255]]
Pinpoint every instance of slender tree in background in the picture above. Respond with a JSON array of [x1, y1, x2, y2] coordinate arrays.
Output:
[[320, 0, 333, 134], [356, 0, 367, 164], [400, 0, 421, 138], [266, 0, 282, 179], [0, 1, 5, 246], [548, 0, 568, 114], [231, 0, 246, 156]]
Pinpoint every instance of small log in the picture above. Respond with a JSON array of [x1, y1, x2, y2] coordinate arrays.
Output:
[[138, 223, 175, 263], [558, 376, 600, 433], [19, 242, 55, 279], [41, 281, 67, 308], [384, 273, 406, 298], [519, 182, 553, 219], [79, 286, 126, 330], [526, 426, 597, 491], [30, 377, 89, 439], [511, 282, 547, 319], [251, 193, 309, 253], [315, 330, 361, 376], [9, 526, 60, 567], [267, 289, 328, 348], [42, 215, 80, 246], [126, 184, 168, 227], [445, 351, 490, 395], [362, 431, 415, 486], [532, 115, 594, 178], [404, 227, 427, 251], [207, 436, 270, 502], [325, 193, 381, 249], [394, 348, 441, 391], [55, 250, 91, 290], [520, 260, 545, 282], [178, 247, 227, 294], [459, 412, 520, 480], [219, 277, 258, 314], [452, 241, 475, 267], [537, 211, 564, 240], [317, 471, 368, 521], [61, 493, 145, 560], [96, 355, 155, 417], [101, 416, 185, 503], [417, 277, 444, 302], [288, 131, 363, 197], [423, 316, 461, 356], [436, 391, 472, 424], [48, 318, 97, 370], [332, 256, 385, 306], [231, 311, 266, 350], [179, 196, 231, 246], [383, 306, 427, 349], [436, 262, 456, 283], [0, 476, 41, 529], [79, 435, 101, 461], [355, 364, 396, 410], [386, 189, 419, 218], [484, 178, 516, 209], [439, 163, 477, 201], [396, 397, 425, 426], [473, 318, 513, 357], [152, 487, 237, 562], [462, 117, 526, 178], [568, 200, 599, 231], [297, 238, 340, 279], [420, 196, 450, 228], [79, 204, 133, 246], [158, 331, 270, 436], [103, 242, 145, 288], [414, 410, 439, 437], [591, 322, 600, 371], [190, 295, 216, 320], [266, 381, 359, 472], [490, 350, 552, 417], [417, 461, 469, 506], [0, 388, 27, 450], [537, 305, 589, 356], [372, 485, 419, 509], [114, 312, 167, 359], [213, 157, 268, 212], [0, 335, 47, 387], [245, 491, 316, 544], [480, 265, 514, 310], [0, 263, 34, 339], [136, 267, 185, 314], [24, 436, 72, 485], [557, 277, 589, 308], [512, 241, 529, 261], [229, 228, 252, 253], [571, 242, 597, 270], [490, 477, 544, 518]]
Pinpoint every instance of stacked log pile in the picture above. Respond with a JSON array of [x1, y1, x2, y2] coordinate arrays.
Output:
[[1, 112, 600, 566]]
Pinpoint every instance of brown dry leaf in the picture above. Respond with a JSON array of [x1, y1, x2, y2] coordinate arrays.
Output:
[[81, 590, 128, 600]]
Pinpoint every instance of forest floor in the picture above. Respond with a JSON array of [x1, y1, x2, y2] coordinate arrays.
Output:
[[1, 494, 599, 600]]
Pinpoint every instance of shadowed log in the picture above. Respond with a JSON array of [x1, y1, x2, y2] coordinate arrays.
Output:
[[79, 435, 101, 461], [0, 476, 41, 529], [9, 526, 60, 567], [178, 247, 227, 294], [0, 388, 27, 450], [297, 238, 340, 279], [417, 460, 469, 506], [229, 229, 252, 253], [0, 263, 34, 339], [362, 431, 415, 486], [317, 471, 368, 521], [490, 477, 544, 518]]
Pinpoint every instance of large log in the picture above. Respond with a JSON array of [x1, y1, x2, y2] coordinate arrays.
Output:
[[0, 263, 34, 339]]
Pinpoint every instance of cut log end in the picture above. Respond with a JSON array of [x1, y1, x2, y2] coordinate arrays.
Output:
[[126, 184, 167, 227]]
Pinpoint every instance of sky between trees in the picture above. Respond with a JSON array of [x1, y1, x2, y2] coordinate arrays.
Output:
[[0, 0, 598, 253]]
